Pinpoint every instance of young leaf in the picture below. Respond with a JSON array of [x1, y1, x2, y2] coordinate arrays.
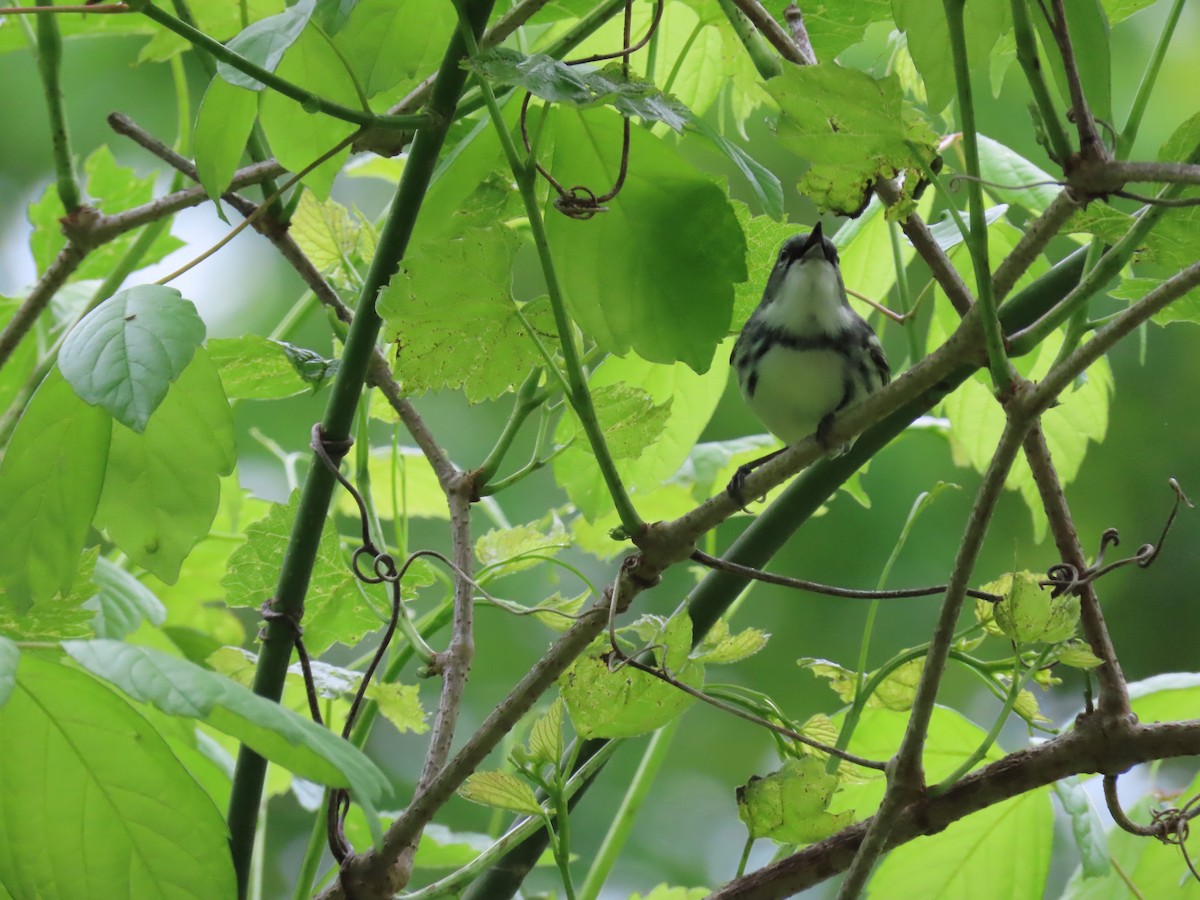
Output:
[[987, 571, 1079, 644], [692, 626, 769, 665], [0, 368, 110, 609], [458, 771, 543, 816], [1053, 776, 1111, 879], [94, 350, 236, 583], [62, 640, 392, 812], [58, 285, 207, 433], [475, 519, 569, 577], [526, 698, 565, 769], [736, 757, 854, 844], [364, 682, 428, 735], [566, 383, 673, 461], [0, 652, 236, 899], [207, 335, 325, 400], [290, 190, 365, 275]]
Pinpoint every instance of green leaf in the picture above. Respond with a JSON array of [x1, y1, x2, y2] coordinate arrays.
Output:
[[475, 520, 569, 578], [458, 771, 543, 816], [925, 205, 1009, 253], [1053, 776, 1111, 880], [379, 226, 558, 402], [765, 64, 939, 216], [871, 783, 1053, 898], [364, 682, 428, 735], [553, 344, 730, 521], [762, 0, 892, 64], [63, 640, 392, 811], [571, 383, 673, 461], [222, 492, 378, 656], [467, 47, 692, 131], [331, 0, 455, 98], [986, 571, 1079, 643], [208, 334, 326, 399], [87, 556, 166, 639], [545, 108, 745, 373], [290, 190, 366, 274], [1057, 641, 1104, 669], [0, 637, 16, 707], [1109, 276, 1200, 327], [0, 652, 236, 899], [194, 75, 259, 203], [526, 698, 565, 768], [736, 757, 854, 844], [559, 617, 700, 739], [893, 0, 1010, 113], [692, 624, 769, 665], [0, 368, 110, 609], [94, 350, 235, 582], [27, 147, 183, 282], [975, 134, 1062, 215], [218, 0, 315, 90], [59, 285, 207, 433], [258, 27, 356, 198]]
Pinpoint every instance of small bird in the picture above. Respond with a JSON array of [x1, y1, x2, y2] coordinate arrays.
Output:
[[727, 222, 890, 503]]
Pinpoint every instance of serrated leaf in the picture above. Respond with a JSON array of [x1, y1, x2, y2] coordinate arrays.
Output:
[[63, 640, 391, 821], [987, 571, 1079, 644], [0, 368, 110, 609], [94, 350, 236, 582], [379, 226, 558, 402], [459, 771, 543, 816], [526, 698, 564, 768], [218, 0, 316, 90], [736, 757, 853, 844], [87, 557, 166, 639], [1109, 276, 1200, 327], [766, 64, 939, 216], [207, 334, 318, 400], [569, 383, 672, 461], [692, 626, 769, 665], [365, 681, 428, 735], [1057, 641, 1104, 669], [475, 520, 569, 577], [221, 492, 378, 656], [545, 108, 745, 373], [0, 652, 236, 899], [59, 285, 206, 433], [194, 75, 258, 202], [290, 190, 363, 274]]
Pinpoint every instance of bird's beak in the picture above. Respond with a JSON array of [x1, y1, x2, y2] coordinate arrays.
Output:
[[799, 222, 834, 263]]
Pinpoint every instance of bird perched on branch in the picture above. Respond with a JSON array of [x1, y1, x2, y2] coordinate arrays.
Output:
[[727, 222, 890, 503]]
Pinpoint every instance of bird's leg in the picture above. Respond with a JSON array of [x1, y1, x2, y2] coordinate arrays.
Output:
[[815, 413, 837, 451], [725, 446, 788, 508]]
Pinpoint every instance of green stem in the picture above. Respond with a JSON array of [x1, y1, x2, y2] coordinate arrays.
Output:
[[887, 220, 922, 364], [128, 0, 425, 130], [35, 8, 80, 212], [715, 0, 783, 79], [459, 11, 643, 534], [1010, 0, 1072, 165], [578, 719, 681, 900], [944, 0, 1011, 395], [474, 368, 545, 486], [551, 788, 576, 900], [1118, 0, 1186, 159], [223, 4, 496, 894], [931, 647, 1053, 792]]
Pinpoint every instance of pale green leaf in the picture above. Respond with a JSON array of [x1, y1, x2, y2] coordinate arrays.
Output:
[[0, 369, 110, 609], [476, 520, 569, 577], [290, 191, 363, 274], [0, 652, 236, 899], [221, 492, 378, 655], [526, 698, 564, 768], [87, 556, 166, 639], [736, 757, 854, 844], [692, 626, 769, 665], [207, 334, 322, 400], [1057, 641, 1105, 670], [568, 383, 673, 461], [218, 0, 315, 90], [1054, 776, 1111, 879], [364, 682, 428, 735], [988, 571, 1079, 644], [59, 285, 206, 433], [893, 0, 1010, 113], [94, 350, 236, 583], [459, 771, 542, 816]]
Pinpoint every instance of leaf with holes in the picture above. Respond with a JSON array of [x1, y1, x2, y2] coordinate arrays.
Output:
[[58, 285, 206, 433]]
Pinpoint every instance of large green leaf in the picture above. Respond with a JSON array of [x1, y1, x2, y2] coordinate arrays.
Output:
[[378, 226, 559, 402], [62, 641, 392, 812], [94, 350, 236, 583], [766, 64, 939, 216], [58, 285, 206, 433], [194, 75, 260, 202], [0, 652, 235, 899], [221, 492, 378, 656], [0, 369, 110, 609], [331, 0, 455, 98], [545, 108, 745, 373]]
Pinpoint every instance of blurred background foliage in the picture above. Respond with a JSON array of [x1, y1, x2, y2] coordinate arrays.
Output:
[[2, 1, 1199, 896]]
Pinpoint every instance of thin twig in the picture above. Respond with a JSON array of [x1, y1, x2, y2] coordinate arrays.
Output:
[[0, 243, 87, 373], [729, 0, 812, 65], [1104, 160, 1200, 187], [1048, 0, 1107, 162], [690, 549, 1001, 602]]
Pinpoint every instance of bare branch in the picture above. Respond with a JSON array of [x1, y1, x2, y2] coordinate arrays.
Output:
[[1104, 160, 1200, 187], [0, 242, 86, 373], [992, 188, 1083, 302], [1048, 0, 1107, 161], [729, 0, 813, 65]]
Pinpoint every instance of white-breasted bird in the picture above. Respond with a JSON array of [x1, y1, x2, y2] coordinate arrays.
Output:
[[727, 222, 889, 502]]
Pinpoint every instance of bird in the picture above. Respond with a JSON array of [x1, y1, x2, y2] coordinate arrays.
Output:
[[727, 221, 890, 504]]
